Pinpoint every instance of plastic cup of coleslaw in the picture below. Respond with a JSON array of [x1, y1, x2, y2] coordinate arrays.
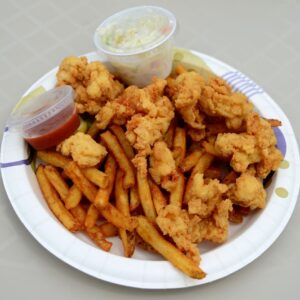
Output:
[[93, 6, 177, 87]]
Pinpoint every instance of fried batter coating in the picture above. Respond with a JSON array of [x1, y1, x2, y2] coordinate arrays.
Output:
[[231, 173, 266, 210], [57, 132, 107, 167], [188, 173, 228, 218], [199, 77, 253, 130], [215, 112, 283, 177], [166, 71, 206, 130], [96, 78, 174, 176], [156, 204, 201, 263], [56, 56, 123, 115], [215, 133, 261, 172], [149, 141, 176, 185], [246, 112, 283, 178], [191, 199, 233, 244]]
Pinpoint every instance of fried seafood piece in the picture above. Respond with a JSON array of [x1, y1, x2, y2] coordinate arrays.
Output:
[[96, 78, 175, 176], [230, 173, 267, 210], [215, 133, 261, 173], [56, 56, 123, 115], [199, 77, 253, 130], [191, 199, 233, 244], [246, 112, 283, 178], [57, 132, 107, 167], [149, 141, 176, 186], [188, 173, 228, 218], [156, 204, 201, 263], [166, 71, 206, 130], [215, 112, 283, 177]]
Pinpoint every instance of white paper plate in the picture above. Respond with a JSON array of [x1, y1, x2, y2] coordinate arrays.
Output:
[[1, 48, 299, 289]]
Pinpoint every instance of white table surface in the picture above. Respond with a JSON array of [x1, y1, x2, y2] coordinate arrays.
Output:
[[1, 0, 300, 299]]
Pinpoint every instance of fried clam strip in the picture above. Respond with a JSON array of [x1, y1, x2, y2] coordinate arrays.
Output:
[[36, 165, 80, 232], [136, 216, 206, 279], [115, 170, 135, 257], [37, 151, 108, 188], [100, 131, 135, 189]]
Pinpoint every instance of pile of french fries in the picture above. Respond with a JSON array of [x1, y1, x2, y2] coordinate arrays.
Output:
[[37, 123, 243, 280]]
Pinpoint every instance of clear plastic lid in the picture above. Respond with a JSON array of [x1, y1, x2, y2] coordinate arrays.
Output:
[[8, 85, 75, 131], [94, 6, 177, 55]]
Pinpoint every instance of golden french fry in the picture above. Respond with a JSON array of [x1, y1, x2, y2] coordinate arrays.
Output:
[[137, 171, 157, 221], [36, 165, 80, 232], [37, 150, 70, 169], [191, 153, 214, 176], [129, 186, 140, 212], [86, 225, 112, 252], [99, 222, 118, 237], [85, 204, 100, 229], [115, 170, 130, 216], [101, 131, 135, 189], [69, 204, 87, 227], [110, 125, 135, 159], [101, 203, 137, 232], [202, 141, 219, 157], [180, 149, 204, 173], [169, 172, 185, 207], [115, 169, 135, 257], [87, 120, 100, 138], [38, 151, 107, 188], [81, 168, 108, 188], [44, 165, 69, 200], [136, 216, 206, 279], [173, 127, 186, 167], [64, 161, 97, 203], [94, 155, 116, 209], [164, 118, 176, 149], [149, 179, 167, 214], [65, 184, 82, 210]]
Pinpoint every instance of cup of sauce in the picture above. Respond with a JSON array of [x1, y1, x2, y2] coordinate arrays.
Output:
[[94, 6, 177, 87], [8, 85, 80, 150]]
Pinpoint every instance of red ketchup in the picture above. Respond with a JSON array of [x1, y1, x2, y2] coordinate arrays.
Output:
[[24, 109, 80, 150], [9, 86, 79, 150]]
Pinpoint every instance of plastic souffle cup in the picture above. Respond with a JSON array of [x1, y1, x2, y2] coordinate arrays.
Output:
[[7, 85, 80, 150], [93, 6, 177, 87]]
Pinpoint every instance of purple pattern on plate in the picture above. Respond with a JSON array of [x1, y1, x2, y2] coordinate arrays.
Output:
[[273, 127, 286, 157], [222, 71, 264, 98]]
